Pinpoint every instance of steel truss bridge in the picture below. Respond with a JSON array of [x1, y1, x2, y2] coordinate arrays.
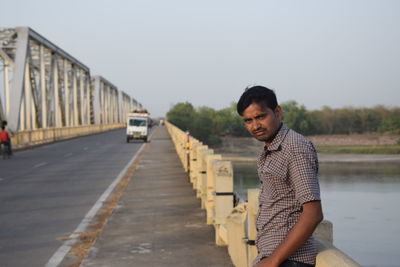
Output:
[[0, 27, 143, 133]]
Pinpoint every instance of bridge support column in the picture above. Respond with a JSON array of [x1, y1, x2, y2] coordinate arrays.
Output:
[[73, 67, 78, 126], [79, 70, 85, 125], [86, 76, 91, 124], [3, 58, 11, 118], [24, 60, 32, 130], [53, 55, 61, 128], [40, 45, 47, 128], [64, 60, 70, 127]]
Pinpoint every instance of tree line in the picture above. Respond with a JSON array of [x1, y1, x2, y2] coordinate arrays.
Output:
[[166, 101, 400, 145]]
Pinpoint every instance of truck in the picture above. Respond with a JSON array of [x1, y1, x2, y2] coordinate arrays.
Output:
[[126, 112, 150, 143]]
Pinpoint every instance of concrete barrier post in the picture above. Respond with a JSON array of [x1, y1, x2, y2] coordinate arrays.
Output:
[[195, 145, 208, 196], [188, 141, 199, 184], [184, 131, 191, 173], [214, 160, 234, 224], [195, 145, 210, 201], [313, 220, 333, 244], [315, 238, 361, 267], [189, 140, 200, 184], [179, 131, 186, 166], [177, 130, 187, 171], [247, 189, 260, 266], [190, 141, 201, 188], [205, 155, 222, 225], [199, 149, 214, 209], [214, 160, 234, 246], [225, 203, 248, 266]]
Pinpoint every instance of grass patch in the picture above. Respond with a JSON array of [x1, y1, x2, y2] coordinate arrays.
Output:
[[316, 145, 400, 154]]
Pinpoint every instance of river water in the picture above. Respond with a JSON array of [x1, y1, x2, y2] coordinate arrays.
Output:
[[232, 158, 400, 267]]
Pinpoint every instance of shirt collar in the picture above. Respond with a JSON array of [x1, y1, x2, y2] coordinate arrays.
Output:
[[264, 123, 289, 152]]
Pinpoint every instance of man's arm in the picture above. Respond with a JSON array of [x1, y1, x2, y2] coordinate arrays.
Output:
[[256, 200, 323, 267]]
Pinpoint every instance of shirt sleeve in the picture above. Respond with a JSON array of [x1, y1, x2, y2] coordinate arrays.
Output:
[[288, 142, 321, 205]]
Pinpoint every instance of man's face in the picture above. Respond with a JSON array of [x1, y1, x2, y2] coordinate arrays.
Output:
[[242, 102, 282, 144]]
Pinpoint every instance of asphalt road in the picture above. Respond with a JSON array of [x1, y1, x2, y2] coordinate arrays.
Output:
[[0, 128, 148, 267]]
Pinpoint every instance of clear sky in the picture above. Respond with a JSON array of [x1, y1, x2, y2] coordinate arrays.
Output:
[[1, 0, 399, 117]]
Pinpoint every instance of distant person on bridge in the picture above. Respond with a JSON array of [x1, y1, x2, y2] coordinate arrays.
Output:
[[237, 86, 323, 267], [0, 125, 12, 158]]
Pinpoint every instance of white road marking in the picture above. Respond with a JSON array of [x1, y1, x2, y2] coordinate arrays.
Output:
[[64, 153, 72, 158], [34, 162, 48, 168], [44, 141, 151, 267], [83, 147, 88, 151]]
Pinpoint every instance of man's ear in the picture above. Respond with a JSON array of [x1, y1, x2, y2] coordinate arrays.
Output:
[[275, 105, 282, 120]]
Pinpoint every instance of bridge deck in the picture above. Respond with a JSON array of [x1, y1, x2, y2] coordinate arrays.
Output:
[[81, 126, 233, 267]]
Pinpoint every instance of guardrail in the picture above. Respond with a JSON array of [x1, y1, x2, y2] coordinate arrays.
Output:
[[165, 121, 361, 267], [10, 123, 124, 150]]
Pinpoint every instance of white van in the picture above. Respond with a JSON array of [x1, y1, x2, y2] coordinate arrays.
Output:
[[126, 112, 150, 143]]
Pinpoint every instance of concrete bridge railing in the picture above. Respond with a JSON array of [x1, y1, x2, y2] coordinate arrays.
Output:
[[165, 121, 361, 267], [10, 123, 124, 150]]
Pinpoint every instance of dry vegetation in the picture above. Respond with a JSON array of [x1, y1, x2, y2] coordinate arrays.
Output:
[[308, 133, 399, 147]]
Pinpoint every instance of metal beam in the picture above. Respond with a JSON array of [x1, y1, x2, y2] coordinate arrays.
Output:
[[8, 27, 29, 132], [40, 45, 47, 128], [26, 27, 89, 73]]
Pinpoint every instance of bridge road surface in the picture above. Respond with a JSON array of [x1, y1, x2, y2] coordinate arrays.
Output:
[[0, 128, 148, 267]]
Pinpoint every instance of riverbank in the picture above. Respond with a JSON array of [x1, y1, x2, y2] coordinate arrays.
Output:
[[213, 134, 400, 156], [308, 132, 399, 146], [309, 133, 400, 154], [316, 145, 400, 154]]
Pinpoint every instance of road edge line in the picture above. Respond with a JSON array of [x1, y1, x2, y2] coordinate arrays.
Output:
[[44, 128, 158, 267]]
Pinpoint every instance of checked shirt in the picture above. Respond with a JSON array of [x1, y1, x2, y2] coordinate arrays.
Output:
[[254, 124, 321, 266]]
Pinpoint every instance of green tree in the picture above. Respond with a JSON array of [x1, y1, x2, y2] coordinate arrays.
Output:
[[378, 108, 400, 132], [359, 108, 381, 133], [215, 102, 248, 137], [333, 107, 363, 134], [307, 110, 328, 135], [320, 106, 335, 134], [166, 102, 196, 131], [191, 106, 221, 145], [281, 101, 315, 135]]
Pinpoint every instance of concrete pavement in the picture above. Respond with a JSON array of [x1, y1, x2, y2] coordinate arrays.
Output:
[[81, 126, 233, 267]]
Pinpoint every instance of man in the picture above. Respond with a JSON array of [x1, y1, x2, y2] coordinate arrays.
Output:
[[237, 86, 323, 267], [0, 125, 12, 157]]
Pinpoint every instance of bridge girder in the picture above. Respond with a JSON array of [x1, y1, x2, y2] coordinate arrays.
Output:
[[0, 27, 92, 132], [0, 27, 145, 132]]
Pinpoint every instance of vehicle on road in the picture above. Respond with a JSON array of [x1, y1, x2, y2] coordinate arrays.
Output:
[[126, 111, 150, 143]]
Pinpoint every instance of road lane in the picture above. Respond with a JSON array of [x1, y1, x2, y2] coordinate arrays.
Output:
[[0, 128, 149, 267]]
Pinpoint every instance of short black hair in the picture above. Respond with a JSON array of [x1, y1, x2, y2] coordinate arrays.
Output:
[[237, 85, 278, 115]]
